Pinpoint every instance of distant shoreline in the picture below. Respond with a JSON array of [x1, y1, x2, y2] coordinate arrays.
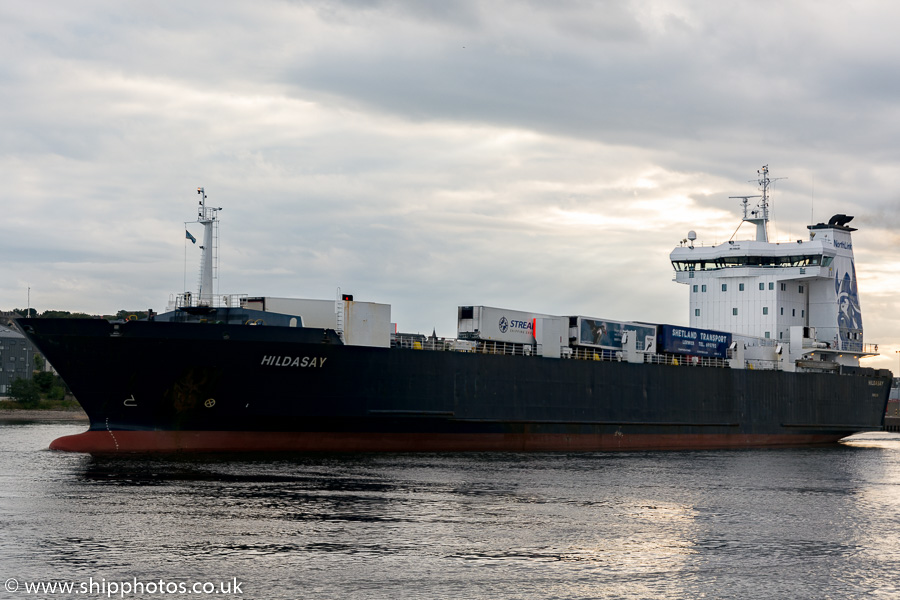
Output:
[[0, 407, 89, 422]]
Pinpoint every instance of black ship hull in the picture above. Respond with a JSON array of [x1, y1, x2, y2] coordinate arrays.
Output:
[[19, 318, 891, 453]]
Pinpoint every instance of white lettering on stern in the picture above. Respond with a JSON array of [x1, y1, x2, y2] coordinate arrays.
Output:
[[260, 355, 328, 368]]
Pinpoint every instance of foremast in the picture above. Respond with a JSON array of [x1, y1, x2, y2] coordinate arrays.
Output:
[[194, 187, 221, 306]]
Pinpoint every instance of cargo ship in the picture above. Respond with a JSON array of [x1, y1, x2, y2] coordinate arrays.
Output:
[[18, 169, 892, 453]]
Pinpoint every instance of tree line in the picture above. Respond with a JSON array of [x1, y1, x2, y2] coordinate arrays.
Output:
[[7, 372, 69, 408]]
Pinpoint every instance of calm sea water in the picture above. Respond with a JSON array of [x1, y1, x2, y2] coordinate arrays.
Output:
[[2, 423, 900, 600]]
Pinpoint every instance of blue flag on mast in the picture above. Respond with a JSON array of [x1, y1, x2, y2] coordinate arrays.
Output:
[[185, 230, 196, 244]]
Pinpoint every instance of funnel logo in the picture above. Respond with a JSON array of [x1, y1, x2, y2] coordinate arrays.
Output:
[[498, 316, 509, 333]]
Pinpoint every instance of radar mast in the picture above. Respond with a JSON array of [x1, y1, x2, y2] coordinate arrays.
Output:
[[729, 165, 785, 242]]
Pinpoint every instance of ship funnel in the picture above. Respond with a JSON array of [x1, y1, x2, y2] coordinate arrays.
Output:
[[806, 215, 863, 352]]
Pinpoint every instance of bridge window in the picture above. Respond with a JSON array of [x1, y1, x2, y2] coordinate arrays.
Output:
[[671, 254, 825, 272]]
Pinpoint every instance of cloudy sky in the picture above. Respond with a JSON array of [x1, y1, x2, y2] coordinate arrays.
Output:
[[2, 1, 899, 370]]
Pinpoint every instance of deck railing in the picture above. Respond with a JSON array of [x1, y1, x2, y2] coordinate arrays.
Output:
[[391, 335, 879, 372], [391, 336, 732, 368], [170, 292, 248, 309]]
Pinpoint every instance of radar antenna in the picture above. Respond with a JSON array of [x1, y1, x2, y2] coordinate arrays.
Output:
[[728, 165, 786, 242]]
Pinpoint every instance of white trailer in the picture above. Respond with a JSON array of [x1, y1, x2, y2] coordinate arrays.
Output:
[[457, 305, 567, 350]]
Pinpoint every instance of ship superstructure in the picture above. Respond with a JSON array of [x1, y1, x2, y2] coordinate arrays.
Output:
[[670, 166, 874, 370]]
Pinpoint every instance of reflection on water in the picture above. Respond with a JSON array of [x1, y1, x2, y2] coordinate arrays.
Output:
[[2, 425, 900, 599]]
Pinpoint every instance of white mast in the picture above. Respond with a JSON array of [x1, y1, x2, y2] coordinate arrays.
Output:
[[730, 165, 785, 242], [195, 187, 221, 306]]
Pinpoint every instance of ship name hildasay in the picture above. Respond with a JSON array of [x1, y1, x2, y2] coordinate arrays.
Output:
[[260, 355, 328, 367]]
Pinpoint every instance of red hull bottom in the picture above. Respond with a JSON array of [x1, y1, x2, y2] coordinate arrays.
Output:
[[49, 430, 850, 454]]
